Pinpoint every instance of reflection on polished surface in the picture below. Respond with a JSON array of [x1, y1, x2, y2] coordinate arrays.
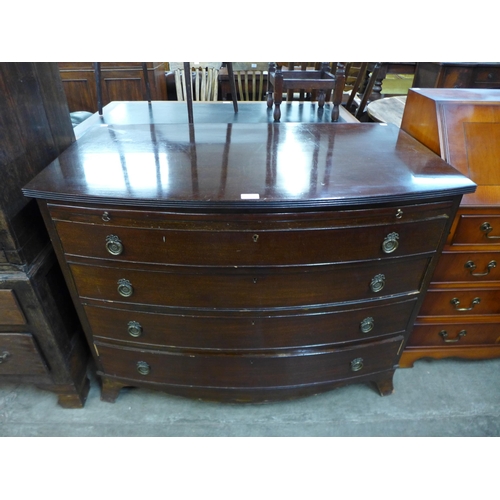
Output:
[[24, 122, 476, 209]]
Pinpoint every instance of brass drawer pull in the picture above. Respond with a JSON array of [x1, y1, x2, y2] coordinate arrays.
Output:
[[382, 232, 399, 254], [480, 222, 500, 239], [102, 211, 111, 222], [253, 234, 259, 242], [105, 235, 124, 256], [127, 321, 143, 337], [464, 260, 496, 276], [350, 357, 364, 372], [117, 278, 134, 297], [370, 274, 385, 293], [0, 351, 11, 364], [450, 297, 481, 311], [439, 330, 467, 343], [395, 209, 403, 219], [136, 361, 151, 375], [360, 317, 374, 333]]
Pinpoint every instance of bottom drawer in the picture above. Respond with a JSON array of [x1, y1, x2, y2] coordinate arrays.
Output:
[[408, 323, 500, 347], [0, 333, 49, 375], [95, 336, 404, 388]]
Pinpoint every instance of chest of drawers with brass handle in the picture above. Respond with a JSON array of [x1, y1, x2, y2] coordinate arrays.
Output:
[[400, 89, 500, 366], [23, 122, 474, 402]]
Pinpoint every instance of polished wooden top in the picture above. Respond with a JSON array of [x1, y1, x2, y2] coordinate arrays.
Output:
[[23, 122, 475, 210]]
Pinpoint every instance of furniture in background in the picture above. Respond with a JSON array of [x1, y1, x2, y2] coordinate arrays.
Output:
[[58, 63, 168, 113], [23, 118, 474, 403], [0, 63, 90, 407], [413, 63, 500, 90], [370, 63, 416, 99], [219, 62, 268, 101], [344, 63, 382, 119], [400, 88, 500, 367], [267, 62, 346, 121], [366, 95, 407, 127]]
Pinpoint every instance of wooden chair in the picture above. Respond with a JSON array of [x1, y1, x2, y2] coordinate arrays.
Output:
[[267, 62, 346, 122], [344, 62, 382, 119], [171, 62, 238, 123], [230, 62, 268, 101]]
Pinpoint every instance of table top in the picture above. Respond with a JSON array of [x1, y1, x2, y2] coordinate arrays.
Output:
[[73, 101, 359, 139], [367, 96, 407, 128], [24, 121, 475, 210]]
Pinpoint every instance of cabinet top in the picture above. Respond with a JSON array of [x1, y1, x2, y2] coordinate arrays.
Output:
[[409, 88, 500, 102], [23, 123, 475, 210]]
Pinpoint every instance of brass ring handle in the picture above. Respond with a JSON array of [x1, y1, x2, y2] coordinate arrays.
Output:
[[480, 222, 500, 239], [382, 232, 399, 254], [136, 361, 151, 375], [464, 260, 497, 276], [439, 330, 467, 343], [450, 297, 481, 311], [370, 274, 385, 293], [0, 351, 11, 364], [127, 321, 143, 337], [350, 357, 364, 372], [360, 317, 375, 333], [117, 278, 134, 297], [105, 235, 124, 256]]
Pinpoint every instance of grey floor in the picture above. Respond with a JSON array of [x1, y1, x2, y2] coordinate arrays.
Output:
[[1, 357, 499, 437]]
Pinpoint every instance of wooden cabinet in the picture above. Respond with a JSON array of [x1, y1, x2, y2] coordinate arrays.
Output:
[[413, 63, 500, 90], [23, 121, 474, 403], [0, 63, 90, 407], [400, 88, 500, 366], [58, 63, 168, 113]]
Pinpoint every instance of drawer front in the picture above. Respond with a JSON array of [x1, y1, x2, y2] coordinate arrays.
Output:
[[0, 290, 26, 325], [419, 289, 500, 317], [473, 68, 500, 86], [55, 217, 447, 266], [71, 256, 431, 309], [0, 333, 49, 375], [431, 251, 500, 283], [85, 298, 417, 349], [96, 335, 404, 388], [48, 201, 454, 228], [452, 214, 500, 245], [408, 323, 500, 347]]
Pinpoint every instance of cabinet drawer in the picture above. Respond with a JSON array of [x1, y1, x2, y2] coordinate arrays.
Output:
[[431, 251, 500, 283], [0, 333, 49, 375], [71, 255, 431, 309], [452, 214, 500, 245], [408, 322, 500, 347], [419, 288, 500, 317], [0, 290, 26, 325], [85, 297, 417, 349], [473, 69, 500, 85], [95, 335, 404, 388], [55, 217, 447, 266]]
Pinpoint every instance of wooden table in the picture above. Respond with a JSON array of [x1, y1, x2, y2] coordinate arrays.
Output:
[[74, 100, 359, 139], [367, 96, 407, 127]]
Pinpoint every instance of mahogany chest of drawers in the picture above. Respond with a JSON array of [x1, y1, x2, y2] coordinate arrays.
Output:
[[401, 88, 500, 366], [23, 122, 475, 402]]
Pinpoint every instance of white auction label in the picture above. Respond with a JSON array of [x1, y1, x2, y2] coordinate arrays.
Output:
[[240, 194, 260, 199]]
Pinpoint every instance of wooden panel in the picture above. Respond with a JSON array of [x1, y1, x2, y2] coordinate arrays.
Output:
[[0, 290, 26, 325], [0, 333, 49, 375], [95, 335, 404, 388], [408, 322, 500, 347], [452, 214, 500, 245], [431, 251, 500, 283], [54, 217, 449, 267], [85, 297, 418, 350], [70, 255, 431, 309]]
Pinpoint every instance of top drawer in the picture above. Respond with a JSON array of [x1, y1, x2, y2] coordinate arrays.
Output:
[[49, 202, 452, 267]]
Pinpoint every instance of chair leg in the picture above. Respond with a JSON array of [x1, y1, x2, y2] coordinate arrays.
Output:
[[183, 62, 194, 124], [93, 62, 103, 115], [141, 62, 152, 103], [331, 62, 346, 122], [272, 65, 283, 121], [225, 62, 238, 112]]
